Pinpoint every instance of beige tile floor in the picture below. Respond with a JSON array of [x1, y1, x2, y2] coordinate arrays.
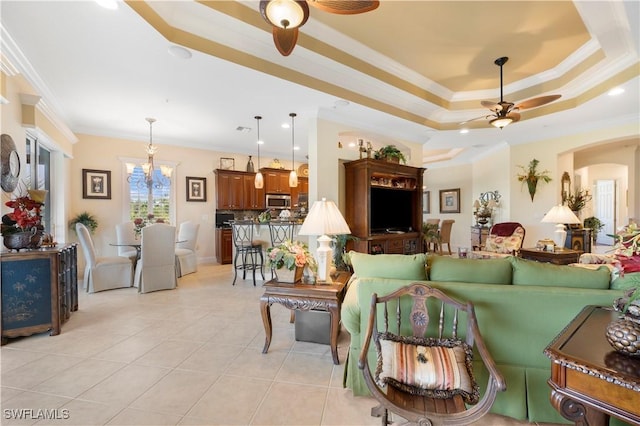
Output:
[[1, 263, 564, 426]]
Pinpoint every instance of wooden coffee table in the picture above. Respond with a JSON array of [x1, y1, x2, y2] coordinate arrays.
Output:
[[519, 247, 582, 265], [544, 305, 640, 425], [260, 271, 351, 365]]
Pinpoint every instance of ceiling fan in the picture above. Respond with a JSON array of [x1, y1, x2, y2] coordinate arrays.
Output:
[[259, 0, 379, 56], [461, 56, 561, 129]]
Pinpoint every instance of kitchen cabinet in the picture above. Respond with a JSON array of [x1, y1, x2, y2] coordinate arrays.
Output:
[[344, 159, 425, 255], [216, 228, 233, 264], [243, 174, 265, 210], [1, 244, 77, 344], [215, 169, 264, 210], [262, 168, 291, 194]]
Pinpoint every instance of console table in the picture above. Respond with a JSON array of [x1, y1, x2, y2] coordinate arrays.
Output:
[[1, 244, 78, 344], [519, 247, 582, 265], [544, 305, 640, 425], [260, 271, 350, 364]]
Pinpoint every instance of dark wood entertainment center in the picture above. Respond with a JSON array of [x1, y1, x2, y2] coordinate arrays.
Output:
[[344, 158, 425, 255]]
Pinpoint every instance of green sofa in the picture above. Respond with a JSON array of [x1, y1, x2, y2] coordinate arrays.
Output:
[[341, 252, 627, 424]]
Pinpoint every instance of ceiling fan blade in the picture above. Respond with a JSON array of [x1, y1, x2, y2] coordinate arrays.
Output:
[[273, 26, 299, 56], [481, 100, 502, 112], [459, 114, 492, 125], [508, 112, 521, 123], [308, 0, 379, 14], [515, 94, 561, 110]]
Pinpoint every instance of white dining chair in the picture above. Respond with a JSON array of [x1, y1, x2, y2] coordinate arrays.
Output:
[[175, 221, 199, 277], [115, 221, 138, 262], [134, 223, 177, 293], [75, 223, 133, 293]]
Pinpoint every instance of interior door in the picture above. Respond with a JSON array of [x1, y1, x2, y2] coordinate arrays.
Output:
[[595, 179, 616, 245]]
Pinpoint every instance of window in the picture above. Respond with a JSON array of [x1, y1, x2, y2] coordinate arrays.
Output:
[[124, 161, 175, 224], [25, 137, 51, 233]]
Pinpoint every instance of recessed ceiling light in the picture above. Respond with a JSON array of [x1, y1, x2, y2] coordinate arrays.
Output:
[[460, 128, 469, 134], [95, 0, 118, 10], [168, 45, 192, 60], [334, 99, 350, 108], [236, 126, 251, 133], [608, 87, 625, 96], [282, 123, 290, 129]]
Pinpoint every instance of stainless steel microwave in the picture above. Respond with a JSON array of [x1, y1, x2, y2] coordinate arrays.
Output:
[[266, 194, 291, 209]]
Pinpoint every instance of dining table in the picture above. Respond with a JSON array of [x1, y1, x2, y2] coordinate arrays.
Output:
[[110, 240, 186, 262]]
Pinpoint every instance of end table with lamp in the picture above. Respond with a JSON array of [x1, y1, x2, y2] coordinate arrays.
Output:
[[297, 197, 351, 284], [542, 204, 581, 249]]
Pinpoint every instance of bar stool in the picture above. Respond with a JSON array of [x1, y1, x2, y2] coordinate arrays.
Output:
[[231, 220, 264, 286], [268, 221, 296, 279]]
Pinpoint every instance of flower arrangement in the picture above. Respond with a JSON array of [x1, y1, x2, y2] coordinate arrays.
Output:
[[607, 222, 640, 276], [516, 159, 551, 201], [1, 194, 43, 236], [565, 189, 592, 213], [267, 240, 317, 272], [373, 145, 407, 164], [133, 213, 165, 238]]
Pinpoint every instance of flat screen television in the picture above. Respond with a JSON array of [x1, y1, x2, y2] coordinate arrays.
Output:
[[370, 187, 414, 233]]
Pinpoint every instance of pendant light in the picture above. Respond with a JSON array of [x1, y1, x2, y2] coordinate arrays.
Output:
[[254, 116, 264, 189], [289, 112, 298, 187]]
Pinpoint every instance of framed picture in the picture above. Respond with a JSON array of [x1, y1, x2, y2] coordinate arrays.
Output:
[[423, 191, 430, 214], [82, 169, 111, 199], [186, 176, 207, 202], [220, 157, 235, 170], [439, 188, 460, 213]]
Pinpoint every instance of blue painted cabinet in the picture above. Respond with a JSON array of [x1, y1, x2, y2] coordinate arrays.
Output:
[[1, 244, 77, 344]]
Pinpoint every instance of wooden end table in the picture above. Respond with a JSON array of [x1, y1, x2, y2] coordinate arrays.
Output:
[[519, 247, 582, 265], [544, 305, 640, 426], [260, 271, 351, 365]]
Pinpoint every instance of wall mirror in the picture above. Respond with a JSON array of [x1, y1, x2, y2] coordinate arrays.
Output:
[[561, 172, 571, 203]]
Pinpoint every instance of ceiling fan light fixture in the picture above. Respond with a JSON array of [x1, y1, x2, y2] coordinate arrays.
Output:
[[261, 0, 309, 29], [490, 117, 513, 129]]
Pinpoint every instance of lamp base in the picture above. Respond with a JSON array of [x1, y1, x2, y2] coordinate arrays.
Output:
[[554, 224, 567, 250], [315, 235, 333, 284]]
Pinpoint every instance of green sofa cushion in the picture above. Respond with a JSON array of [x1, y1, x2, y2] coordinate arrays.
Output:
[[429, 256, 512, 285], [611, 272, 640, 290], [510, 257, 610, 289], [348, 251, 427, 280]]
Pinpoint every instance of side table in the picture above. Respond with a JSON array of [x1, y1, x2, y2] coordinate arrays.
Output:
[[544, 305, 640, 425], [519, 247, 582, 265], [260, 271, 351, 365]]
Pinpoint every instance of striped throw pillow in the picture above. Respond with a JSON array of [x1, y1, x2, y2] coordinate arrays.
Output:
[[375, 333, 479, 404]]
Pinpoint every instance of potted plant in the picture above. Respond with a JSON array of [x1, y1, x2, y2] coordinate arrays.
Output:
[[516, 159, 552, 201], [69, 211, 99, 234], [2, 193, 45, 250], [332, 234, 359, 272], [422, 222, 441, 251], [583, 216, 604, 243], [566, 189, 592, 215], [266, 240, 317, 283], [373, 145, 406, 164]]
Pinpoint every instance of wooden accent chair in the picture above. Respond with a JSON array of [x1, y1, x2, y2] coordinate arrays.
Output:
[[358, 283, 506, 426], [437, 219, 455, 255]]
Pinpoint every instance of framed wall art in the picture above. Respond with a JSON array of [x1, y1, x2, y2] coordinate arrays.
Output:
[[439, 188, 460, 213], [186, 176, 207, 202], [219, 157, 235, 170], [423, 191, 430, 214], [82, 169, 111, 199]]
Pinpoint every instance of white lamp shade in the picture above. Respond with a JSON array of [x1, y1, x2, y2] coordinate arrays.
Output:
[[125, 162, 136, 175], [542, 205, 581, 224], [263, 0, 309, 29], [298, 198, 351, 236]]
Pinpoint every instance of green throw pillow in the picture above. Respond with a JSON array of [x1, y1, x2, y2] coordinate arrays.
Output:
[[611, 272, 640, 290], [429, 256, 512, 285], [510, 257, 610, 289], [348, 251, 427, 280]]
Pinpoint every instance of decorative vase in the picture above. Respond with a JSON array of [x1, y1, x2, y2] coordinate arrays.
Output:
[[3, 229, 37, 251], [246, 155, 255, 173], [605, 316, 640, 357], [526, 178, 538, 201], [275, 266, 303, 284]]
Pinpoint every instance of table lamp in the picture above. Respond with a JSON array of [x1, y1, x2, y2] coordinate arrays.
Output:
[[541, 205, 581, 249], [298, 198, 351, 283]]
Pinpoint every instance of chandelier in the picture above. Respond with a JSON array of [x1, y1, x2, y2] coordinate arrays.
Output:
[[126, 118, 172, 189]]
